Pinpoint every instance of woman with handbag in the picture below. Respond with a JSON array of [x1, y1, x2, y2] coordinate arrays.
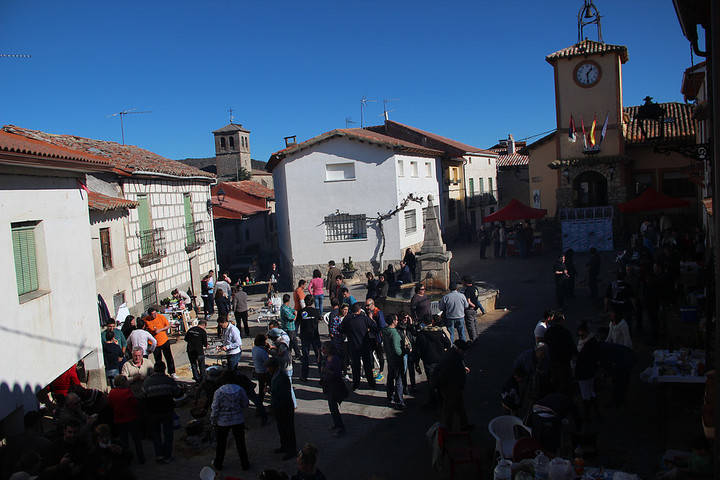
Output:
[[320, 341, 348, 437]]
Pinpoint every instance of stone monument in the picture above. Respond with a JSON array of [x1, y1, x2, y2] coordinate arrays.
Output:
[[417, 194, 453, 291]]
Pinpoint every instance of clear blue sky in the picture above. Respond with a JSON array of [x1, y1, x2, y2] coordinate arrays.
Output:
[[0, 0, 693, 163]]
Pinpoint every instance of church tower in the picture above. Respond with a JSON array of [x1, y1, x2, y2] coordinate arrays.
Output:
[[212, 123, 251, 180]]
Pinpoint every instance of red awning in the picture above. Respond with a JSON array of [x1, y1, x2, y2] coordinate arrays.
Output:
[[482, 199, 547, 223], [617, 187, 690, 213]]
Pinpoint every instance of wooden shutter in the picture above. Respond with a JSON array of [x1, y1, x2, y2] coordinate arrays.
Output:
[[100, 228, 112, 269], [183, 194, 195, 245], [469, 178, 474, 196], [137, 195, 152, 255], [12, 225, 39, 295]]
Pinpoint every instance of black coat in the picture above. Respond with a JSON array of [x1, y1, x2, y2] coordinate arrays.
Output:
[[339, 313, 378, 350]]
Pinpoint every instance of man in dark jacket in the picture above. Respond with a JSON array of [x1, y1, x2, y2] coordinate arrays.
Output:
[[339, 302, 378, 390], [299, 295, 322, 381], [462, 276, 485, 342], [543, 313, 575, 395], [142, 361, 181, 462], [184, 319, 208, 382], [382, 314, 405, 409], [267, 357, 296, 460], [414, 314, 451, 405], [435, 340, 472, 431]]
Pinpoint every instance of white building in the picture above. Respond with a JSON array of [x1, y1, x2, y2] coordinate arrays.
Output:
[[0, 130, 112, 431], [3, 126, 218, 317], [267, 129, 441, 286], [462, 151, 499, 232]]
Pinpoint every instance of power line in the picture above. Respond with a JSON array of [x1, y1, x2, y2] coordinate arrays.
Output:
[[516, 128, 557, 142]]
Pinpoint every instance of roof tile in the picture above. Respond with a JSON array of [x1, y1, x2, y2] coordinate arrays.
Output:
[[0, 130, 113, 168], [546, 40, 629, 64], [623, 102, 696, 144], [87, 191, 138, 211]]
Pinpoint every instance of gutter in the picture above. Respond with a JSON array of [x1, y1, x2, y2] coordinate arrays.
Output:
[[131, 170, 216, 182]]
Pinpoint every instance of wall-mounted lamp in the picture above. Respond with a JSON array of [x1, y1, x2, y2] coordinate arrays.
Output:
[[217, 188, 226, 204]]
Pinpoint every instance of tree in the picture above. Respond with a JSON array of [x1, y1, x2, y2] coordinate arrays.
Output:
[[369, 193, 425, 272]]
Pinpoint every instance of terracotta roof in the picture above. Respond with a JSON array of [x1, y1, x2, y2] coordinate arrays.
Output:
[[623, 102, 696, 145], [2, 125, 214, 179], [87, 191, 138, 211], [267, 128, 443, 171], [546, 40, 629, 64], [213, 123, 250, 134], [0, 130, 115, 171], [223, 180, 274, 200], [497, 153, 529, 167], [682, 62, 706, 101], [212, 198, 267, 219], [383, 120, 496, 155]]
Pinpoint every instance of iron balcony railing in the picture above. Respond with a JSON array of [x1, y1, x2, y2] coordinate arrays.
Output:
[[137, 227, 167, 266], [185, 220, 206, 252], [467, 190, 498, 207]]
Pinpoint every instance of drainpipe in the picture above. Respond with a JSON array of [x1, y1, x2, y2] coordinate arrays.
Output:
[[462, 157, 470, 232]]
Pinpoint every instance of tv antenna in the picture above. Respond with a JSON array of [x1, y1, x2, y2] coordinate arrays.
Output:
[[381, 98, 399, 121], [228, 107, 234, 123], [345, 117, 358, 128], [360, 96, 376, 128], [107, 109, 151, 145], [0, 53, 31, 58]]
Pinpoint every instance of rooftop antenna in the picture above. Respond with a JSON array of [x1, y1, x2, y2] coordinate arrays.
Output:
[[577, 0, 603, 43], [345, 117, 358, 128], [0, 53, 31, 58], [228, 107, 234, 123], [107, 109, 151, 145], [360, 96, 376, 128], [382, 98, 399, 121]]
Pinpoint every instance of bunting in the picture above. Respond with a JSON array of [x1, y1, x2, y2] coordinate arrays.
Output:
[[568, 115, 577, 143], [600, 113, 609, 145], [589, 115, 597, 147], [581, 117, 587, 150]]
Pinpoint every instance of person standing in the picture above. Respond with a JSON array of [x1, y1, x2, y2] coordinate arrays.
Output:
[[299, 295, 322, 381], [414, 315, 452, 406], [586, 247, 601, 299], [576, 322, 601, 421], [606, 311, 633, 348], [210, 372, 250, 471], [107, 375, 145, 464], [121, 347, 154, 397], [491, 224, 500, 258], [127, 317, 157, 357], [101, 319, 127, 356], [146, 307, 176, 377], [565, 249, 577, 298], [341, 288, 357, 307], [267, 262, 280, 295], [365, 298, 386, 379], [280, 293, 302, 357], [309, 270, 325, 313], [215, 272, 232, 299], [206, 270, 216, 315], [553, 254, 569, 308], [252, 335, 271, 404], [217, 316, 242, 371], [403, 248, 417, 281], [462, 276, 485, 342], [375, 274, 389, 308], [326, 261, 342, 300], [120, 315, 136, 340], [215, 290, 232, 319], [382, 314, 405, 409], [294, 280, 307, 311], [142, 361, 181, 463], [365, 272, 379, 300], [498, 223, 507, 258], [232, 286, 250, 337], [267, 357, 297, 460], [410, 284, 431, 322], [330, 275, 345, 306], [201, 273, 214, 318], [267, 323, 297, 409], [340, 302, 378, 390], [320, 342, 347, 436], [435, 340, 472, 431], [439, 283, 469, 342], [384, 264, 397, 296], [102, 330, 124, 383], [543, 313, 575, 395], [478, 225, 488, 259], [184, 319, 208, 382]]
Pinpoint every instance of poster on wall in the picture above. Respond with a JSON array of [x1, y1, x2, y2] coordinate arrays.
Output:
[[532, 190, 541, 208]]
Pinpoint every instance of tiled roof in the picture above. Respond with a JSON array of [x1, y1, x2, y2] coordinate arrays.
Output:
[[87, 191, 138, 211], [213, 123, 250, 134], [251, 159, 267, 170], [623, 102, 696, 145], [212, 198, 267, 219], [546, 40, 629, 64], [0, 130, 115, 171], [383, 120, 496, 155], [2, 125, 214, 179], [497, 153, 529, 167], [267, 128, 443, 171], [223, 180, 274, 200]]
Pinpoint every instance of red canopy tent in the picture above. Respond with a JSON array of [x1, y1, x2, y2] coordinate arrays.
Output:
[[482, 199, 547, 223], [617, 187, 690, 213]]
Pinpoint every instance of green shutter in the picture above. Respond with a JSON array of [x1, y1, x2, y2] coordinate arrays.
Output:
[[12, 226, 39, 296], [469, 178, 474, 195], [183, 194, 195, 245], [137, 195, 152, 255]]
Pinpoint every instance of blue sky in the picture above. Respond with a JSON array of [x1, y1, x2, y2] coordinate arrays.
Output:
[[0, 0, 693, 163]]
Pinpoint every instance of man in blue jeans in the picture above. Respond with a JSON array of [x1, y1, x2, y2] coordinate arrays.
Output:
[[217, 316, 242, 370], [439, 283, 469, 342]]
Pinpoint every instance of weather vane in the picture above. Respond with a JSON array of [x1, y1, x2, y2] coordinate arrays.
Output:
[[578, 0, 603, 43]]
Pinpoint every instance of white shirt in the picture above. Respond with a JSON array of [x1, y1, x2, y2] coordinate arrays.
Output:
[[128, 329, 157, 356], [606, 319, 632, 348], [176, 290, 192, 306]]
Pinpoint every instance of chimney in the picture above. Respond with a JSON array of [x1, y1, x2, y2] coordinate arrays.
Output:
[[284, 135, 297, 148], [507, 134, 516, 154]]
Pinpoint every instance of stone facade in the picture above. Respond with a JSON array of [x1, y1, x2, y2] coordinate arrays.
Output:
[[417, 196, 452, 291], [556, 162, 628, 208], [122, 179, 216, 315]]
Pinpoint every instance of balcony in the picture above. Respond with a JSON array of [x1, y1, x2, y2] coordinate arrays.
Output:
[[137, 227, 167, 266], [185, 220, 207, 253], [467, 190, 498, 207]]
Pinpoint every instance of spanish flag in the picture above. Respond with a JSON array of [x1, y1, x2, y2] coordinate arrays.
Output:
[[589, 115, 597, 147]]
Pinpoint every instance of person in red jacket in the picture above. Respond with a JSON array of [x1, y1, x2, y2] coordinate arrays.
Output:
[[107, 375, 145, 464], [49, 365, 81, 400]]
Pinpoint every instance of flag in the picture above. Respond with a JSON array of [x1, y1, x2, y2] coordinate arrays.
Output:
[[581, 117, 587, 150], [589, 115, 597, 147], [568, 115, 577, 143], [600, 113, 609, 145]]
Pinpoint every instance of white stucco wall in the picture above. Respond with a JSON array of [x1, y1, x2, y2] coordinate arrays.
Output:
[[464, 153, 498, 230], [273, 137, 439, 282], [395, 154, 439, 255], [0, 173, 102, 421], [90, 210, 133, 316], [122, 179, 216, 314]]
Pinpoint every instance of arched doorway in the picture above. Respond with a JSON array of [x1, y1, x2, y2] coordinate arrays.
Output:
[[573, 170, 608, 207]]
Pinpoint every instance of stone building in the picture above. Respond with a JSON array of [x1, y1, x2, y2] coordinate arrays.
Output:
[[489, 135, 530, 209]]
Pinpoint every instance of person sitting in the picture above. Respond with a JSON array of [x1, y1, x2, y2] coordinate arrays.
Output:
[[172, 288, 192, 310]]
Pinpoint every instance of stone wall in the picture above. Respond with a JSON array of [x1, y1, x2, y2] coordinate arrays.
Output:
[[556, 163, 628, 208], [289, 259, 400, 289]]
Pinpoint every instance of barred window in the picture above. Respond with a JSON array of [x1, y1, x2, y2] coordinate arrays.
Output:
[[404, 209, 417, 234], [141, 281, 158, 311], [325, 213, 367, 242]]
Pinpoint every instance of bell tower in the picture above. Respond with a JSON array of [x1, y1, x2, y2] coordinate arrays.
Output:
[[212, 123, 251, 180]]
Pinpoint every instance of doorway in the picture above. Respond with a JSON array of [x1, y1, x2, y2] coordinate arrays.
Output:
[[573, 170, 608, 207]]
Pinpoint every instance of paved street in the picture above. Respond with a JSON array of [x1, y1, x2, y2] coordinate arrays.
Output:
[[132, 243, 701, 479]]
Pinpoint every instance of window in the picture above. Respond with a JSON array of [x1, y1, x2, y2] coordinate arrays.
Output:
[[632, 172, 654, 195], [325, 163, 356, 181], [12, 221, 39, 296], [142, 281, 158, 311], [662, 172, 695, 198], [324, 213, 367, 241], [183, 193, 195, 245], [137, 195, 152, 256], [397, 159, 404, 177], [113, 292, 126, 313], [450, 167, 459, 183], [410, 161, 419, 177], [100, 228, 112, 270], [425, 162, 432, 177], [220, 137, 226, 148], [488, 177, 493, 192], [478, 178, 484, 193], [469, 178, 474, 195], [229, 136, 235, 148], [404, 209, 417, 234]]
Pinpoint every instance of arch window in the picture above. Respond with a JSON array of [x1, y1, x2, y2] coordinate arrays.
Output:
[[220, 137, 226, 148], [229, 136, 235, 148]]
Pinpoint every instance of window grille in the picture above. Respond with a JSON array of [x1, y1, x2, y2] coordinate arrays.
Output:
[[324, 213, 367, 241], [142, 281, 158, 311], [404, 209, 417, 234]]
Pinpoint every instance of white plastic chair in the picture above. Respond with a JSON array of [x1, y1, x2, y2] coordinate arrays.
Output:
[[323, 311, 331, 326], [488, 415, 528, 460]]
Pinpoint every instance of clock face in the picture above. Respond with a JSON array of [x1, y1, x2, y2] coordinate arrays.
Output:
[[575, 61, 601, 87]]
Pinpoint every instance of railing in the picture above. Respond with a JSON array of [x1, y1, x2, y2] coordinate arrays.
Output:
[[137, 228, 167, 266], [185, 221, 206, 252], [467, 190, 498, 207]]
